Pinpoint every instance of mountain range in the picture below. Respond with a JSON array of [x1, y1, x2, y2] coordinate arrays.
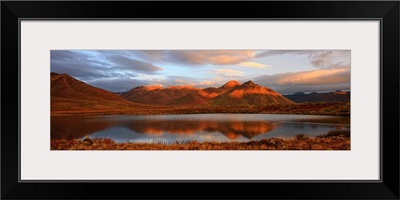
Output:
[[283, 90, 350, 103], [51, 72, 349, 113], [121, 80, 295, 106]]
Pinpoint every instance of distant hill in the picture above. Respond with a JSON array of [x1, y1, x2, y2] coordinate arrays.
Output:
[[121, 80, 295, 106], [211, 81, 295, 106], [121, 85, 200, 105], [51, 72, 140, 111], [283, 90, 350, 103]]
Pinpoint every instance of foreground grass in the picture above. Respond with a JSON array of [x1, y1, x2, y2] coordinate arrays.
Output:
[[51, 130, 350, 150], [51, 102, 350, 116]]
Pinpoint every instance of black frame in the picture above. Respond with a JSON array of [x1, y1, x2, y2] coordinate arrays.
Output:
[[2, 1, 399, 199]]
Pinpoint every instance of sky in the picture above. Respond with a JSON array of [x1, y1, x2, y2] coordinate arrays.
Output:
[[51, 50, 350, 94]]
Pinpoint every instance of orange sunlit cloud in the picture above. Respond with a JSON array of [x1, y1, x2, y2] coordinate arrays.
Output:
[[173, 50, 257, 65], [237, 62, 268, 68], [214, 68, 245, 76], [276, 68, 349, 85]]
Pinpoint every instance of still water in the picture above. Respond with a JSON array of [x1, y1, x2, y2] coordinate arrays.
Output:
[[51, 114, 350, 143]]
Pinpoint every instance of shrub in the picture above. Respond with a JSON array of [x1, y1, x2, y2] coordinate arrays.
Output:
[[103, 138, 115, 144], [294, 134, 309, 140], [316, 129, 351, 138]]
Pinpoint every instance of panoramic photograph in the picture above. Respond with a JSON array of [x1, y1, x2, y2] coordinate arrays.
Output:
[[50, 50, 350, 150]]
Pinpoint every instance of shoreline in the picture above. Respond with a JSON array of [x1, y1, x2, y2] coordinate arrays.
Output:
[[51, 132, 350, 150], [51, 102, 350, 117], [51, 111, 351, 117]]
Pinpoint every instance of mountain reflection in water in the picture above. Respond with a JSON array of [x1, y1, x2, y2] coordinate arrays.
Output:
[[121, 120, 277, 139], [51, 114, 350, 143]]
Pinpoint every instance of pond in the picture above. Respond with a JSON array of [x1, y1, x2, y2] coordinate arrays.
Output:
[[51, 114, 350, 143]]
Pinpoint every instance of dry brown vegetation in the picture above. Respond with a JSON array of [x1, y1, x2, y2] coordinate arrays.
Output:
[[51, 102, 350, 116], [258, 102, 350, 116], [51, 130, 350, 150]]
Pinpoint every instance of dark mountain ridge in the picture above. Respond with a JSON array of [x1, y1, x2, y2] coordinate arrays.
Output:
[[283, 90, 350, 103]]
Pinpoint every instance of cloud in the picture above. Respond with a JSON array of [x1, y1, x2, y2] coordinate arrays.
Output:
[[275, 68, 349, 85], [86, 78, 150, 92], [255, 50, 314, 58], [134, 50, 350, 69], [254, 68, 350, 94], [214, 68, 245, 76], [309, 51, 333, 67], [256, 50, 350, 69], [237, 62, 268, 68], [123, 50, 168, 63], [165, 76, 197, 86], [51, 50, 163, 82], [308, 51, 350, 69], [130, 50, 261, 67], [107, 55, 163, 72], [141, 76, 198, 87], [87, 75, 200, 92], [168, 50, 256, 65], [51, 51, 113, 80], [51, 50, 351, 93], [198, 80, 217, 87]]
